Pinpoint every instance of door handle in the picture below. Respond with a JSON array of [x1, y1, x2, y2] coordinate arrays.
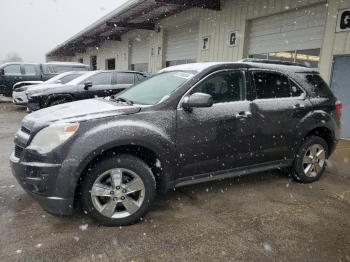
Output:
[[235, 111, 252, 119], [293, 103, 305, 109]]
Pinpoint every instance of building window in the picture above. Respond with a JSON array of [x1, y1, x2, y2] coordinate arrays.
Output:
[[202, 37, 209, 50], [90, 56, 97, 70], [249, 48, 321, 68], [166, 59, 196, 67], [78, 58, 84, 64], [131, 63, 148, 72], [106, 58, 115, 70]]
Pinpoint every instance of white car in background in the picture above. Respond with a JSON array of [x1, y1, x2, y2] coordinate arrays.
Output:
[[12, 71, 88, 105]]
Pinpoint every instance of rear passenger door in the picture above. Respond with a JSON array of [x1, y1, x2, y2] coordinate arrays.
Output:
[[250, 70, 311, 163], [21, 64, 40, 82]]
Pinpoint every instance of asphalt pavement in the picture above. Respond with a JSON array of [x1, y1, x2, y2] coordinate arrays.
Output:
[[0, 103, 349, 262]]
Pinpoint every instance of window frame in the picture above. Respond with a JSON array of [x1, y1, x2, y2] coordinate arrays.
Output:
[[85, 72, 113, 86], [3, 64, 22, 76], [22, 64, 39, 76], [249, 69, 306, 101], [178, 69, 248, 109]]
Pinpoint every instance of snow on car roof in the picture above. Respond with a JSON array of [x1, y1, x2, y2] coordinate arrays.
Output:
[[160, 61, 318, 74], [160, 62, 232, 73]]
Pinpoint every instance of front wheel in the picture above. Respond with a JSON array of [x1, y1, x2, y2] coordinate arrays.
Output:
[[293, 136, 328, 183], [81, 155, 156, 226]]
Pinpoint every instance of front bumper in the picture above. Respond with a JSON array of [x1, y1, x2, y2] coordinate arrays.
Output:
[[12, 91, 28, 105], [10, 153, 74, 216]]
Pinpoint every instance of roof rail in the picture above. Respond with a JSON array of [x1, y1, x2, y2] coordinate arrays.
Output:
[[240, 58, 308, 67]]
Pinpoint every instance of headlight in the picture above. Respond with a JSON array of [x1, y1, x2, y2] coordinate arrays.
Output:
[[28, 123, 80, 154], [14, 86, 28, 92]]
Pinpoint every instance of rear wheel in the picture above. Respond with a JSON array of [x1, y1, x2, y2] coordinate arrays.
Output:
[[293, 136, 328, 183], [81, 155, 156, 226]]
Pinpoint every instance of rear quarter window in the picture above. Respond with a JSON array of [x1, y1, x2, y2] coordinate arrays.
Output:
[[302, 74, 334, 98]]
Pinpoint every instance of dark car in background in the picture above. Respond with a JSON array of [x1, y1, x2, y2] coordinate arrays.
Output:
[[0, 62, 90, 96], [11, 60, 341, 226], [12, 71, 88, 105], [26, 70, 147, 111]]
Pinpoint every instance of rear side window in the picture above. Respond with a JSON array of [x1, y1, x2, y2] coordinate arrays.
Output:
[[4, 65, 21, 76], [23, 65, 37, 76], [117, 73, 134, 85], [303, 74, 333, 98], [253, 71, 303, 99]]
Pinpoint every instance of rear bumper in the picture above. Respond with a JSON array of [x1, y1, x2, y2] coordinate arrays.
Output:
[[10, 153, 74, 216]]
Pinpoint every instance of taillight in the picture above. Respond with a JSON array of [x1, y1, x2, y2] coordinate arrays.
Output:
[[335, 101, 343, 119]]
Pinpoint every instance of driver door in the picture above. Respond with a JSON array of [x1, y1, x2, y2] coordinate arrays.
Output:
[[81, 72, 113, 98], [176, 70, 256, 179]]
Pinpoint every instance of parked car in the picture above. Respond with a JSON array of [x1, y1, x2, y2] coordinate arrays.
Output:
[[0, 62, 90, 96], [11, 60, 341, 226], [12, 71, 88, 105], [26, 70, 147, 112]]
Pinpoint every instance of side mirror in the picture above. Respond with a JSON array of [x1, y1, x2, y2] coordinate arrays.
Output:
[[182, 92, 213, 111], [0, 69, 4, 75], [84, 81, 92, 90]]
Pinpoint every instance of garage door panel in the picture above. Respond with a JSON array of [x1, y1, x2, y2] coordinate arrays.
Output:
[[165, 23, 199, 62], [130, 38, 149, 64], [248, 5, 326, 55]]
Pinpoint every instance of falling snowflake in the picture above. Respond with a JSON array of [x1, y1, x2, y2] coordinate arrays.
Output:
[[79, 224, 88, 231]]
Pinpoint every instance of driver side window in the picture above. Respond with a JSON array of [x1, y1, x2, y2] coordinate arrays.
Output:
[[87, 72, 112, 86], [191, 70, 246, 103]]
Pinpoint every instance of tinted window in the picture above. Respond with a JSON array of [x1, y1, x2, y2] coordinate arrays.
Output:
[[253, 72, 291, 99], [60, 74, 83, 84], [23, 65, 37, 76], [117, 73, 134, 85], [4, 65, 21, 76], [87, 73, 112, 85], [303, 74, 333, 98], [191, 71, 245, 103]]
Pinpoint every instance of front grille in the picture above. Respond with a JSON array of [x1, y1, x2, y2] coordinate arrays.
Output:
[[21, 126, 31, 135], [14, 145, 24, 159]]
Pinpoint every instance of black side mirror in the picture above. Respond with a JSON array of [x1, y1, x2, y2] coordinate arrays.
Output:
[[182, 92, 213, 111], [84, 81, 92, 90], [0, 69, 4, 75]]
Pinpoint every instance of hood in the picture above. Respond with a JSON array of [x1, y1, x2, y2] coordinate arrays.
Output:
[[26, 83, 66, 95], [22, 98, 142, 131]]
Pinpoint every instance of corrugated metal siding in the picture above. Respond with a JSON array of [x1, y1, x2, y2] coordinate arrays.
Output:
[[198, 0, 326, 62], [247, 4, 327, 54], [165, 22, 199, 61]]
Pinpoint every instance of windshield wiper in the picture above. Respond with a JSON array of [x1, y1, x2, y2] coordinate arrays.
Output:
[[112, 96, 134, 106]]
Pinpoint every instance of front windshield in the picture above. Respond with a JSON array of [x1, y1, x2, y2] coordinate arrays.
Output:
[[116, 71, 194, 105], [45, 72, 84, 84]]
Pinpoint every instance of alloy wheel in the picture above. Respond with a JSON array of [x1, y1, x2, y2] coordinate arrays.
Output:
[[302, 144, 326, 178], [90, 168, 145, 219]]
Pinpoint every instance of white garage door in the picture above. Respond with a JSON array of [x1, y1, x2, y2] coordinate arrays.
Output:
[[165, 22, 199, 66], [130, 37, 149, 72], [248, 5, 327, 55]]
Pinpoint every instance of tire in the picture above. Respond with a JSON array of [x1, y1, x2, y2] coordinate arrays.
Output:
[[81, 154, 156, 226], [292, 136, 329, 183]]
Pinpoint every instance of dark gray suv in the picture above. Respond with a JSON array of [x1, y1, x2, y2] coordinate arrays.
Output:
[[10, 60, 342, 226]]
